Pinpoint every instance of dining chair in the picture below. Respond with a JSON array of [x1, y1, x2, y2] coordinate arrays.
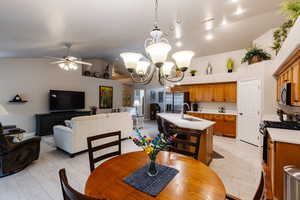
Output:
[[156, 116, 165, 135], [87, 131, 121, 173], [59, 168, 108, 200], [165, 123, 201, 160]]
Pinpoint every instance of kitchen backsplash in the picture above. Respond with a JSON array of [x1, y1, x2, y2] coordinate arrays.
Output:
[[192, 102, 237, 112]]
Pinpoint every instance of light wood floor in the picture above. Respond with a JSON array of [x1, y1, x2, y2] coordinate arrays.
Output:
[[0, 121, 261, 200]]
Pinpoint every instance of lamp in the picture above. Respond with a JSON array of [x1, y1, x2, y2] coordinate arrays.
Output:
[[162, 62, 175, 77], [120, 53, 143, 73], [136, 61, 150, 76], [0, 104, 8, 134], [145, 42, 172, 67], [172, 51, 195, 72]]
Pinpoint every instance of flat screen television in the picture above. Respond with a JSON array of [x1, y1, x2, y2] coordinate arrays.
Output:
[[49, 90, 85, 111]]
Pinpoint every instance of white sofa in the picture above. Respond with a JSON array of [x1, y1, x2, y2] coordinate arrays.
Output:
[[53, 112, 133, 156]]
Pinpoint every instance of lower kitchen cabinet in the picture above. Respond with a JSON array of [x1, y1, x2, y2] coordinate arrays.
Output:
[[187, 112, 236, 138], [266, 136, 300, 200]]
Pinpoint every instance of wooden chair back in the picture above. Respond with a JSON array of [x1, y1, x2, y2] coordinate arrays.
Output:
[[163, 121, 201, 159], [59, 168, 107, 200], [87, 131, 121, 173], [156, 117, 165, 134], [170, 130, 201, 159]]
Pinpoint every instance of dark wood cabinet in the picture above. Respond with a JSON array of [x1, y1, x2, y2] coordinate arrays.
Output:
[[35, 111, 91, 136]]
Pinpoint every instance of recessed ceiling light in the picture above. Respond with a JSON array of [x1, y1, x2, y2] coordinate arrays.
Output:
[[206, 34, 214, 40], [222, 18, 228, 26], [234, 7, 246, 15], [176, 41, 182, 47], [205, 22, 214, 31]]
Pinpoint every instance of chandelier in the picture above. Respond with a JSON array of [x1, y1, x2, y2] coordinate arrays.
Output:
[[120, 0, 195, 86]]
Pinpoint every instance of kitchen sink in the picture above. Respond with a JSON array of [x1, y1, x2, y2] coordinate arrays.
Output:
[[182, 117, 201, 122]]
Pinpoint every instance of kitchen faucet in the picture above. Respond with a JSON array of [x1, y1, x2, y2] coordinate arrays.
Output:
[[181, 103, 190, 119]]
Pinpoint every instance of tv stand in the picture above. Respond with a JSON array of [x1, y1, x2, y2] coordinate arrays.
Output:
[[36, 111, 91, 136]]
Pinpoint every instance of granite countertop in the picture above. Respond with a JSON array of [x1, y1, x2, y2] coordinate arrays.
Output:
[[187, 110, 238, 116], [157, 113, 215, 131], [267, 128, 300, 145]]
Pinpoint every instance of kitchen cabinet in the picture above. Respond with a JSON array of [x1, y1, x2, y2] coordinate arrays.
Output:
[[266, 136, 300, 200], [172, 82, 237, 103], [213, 84, 225, 102], [224, 82, 237, 102], [187, 112, 236, 138], [275, 49, 300, 106]]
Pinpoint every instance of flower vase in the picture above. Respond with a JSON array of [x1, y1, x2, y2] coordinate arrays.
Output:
[[147, 157, 158, 177]]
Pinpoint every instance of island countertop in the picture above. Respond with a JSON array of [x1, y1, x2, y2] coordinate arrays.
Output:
[[157, 113, 215, 131]]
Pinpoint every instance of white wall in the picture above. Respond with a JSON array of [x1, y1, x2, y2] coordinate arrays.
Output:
[[0, 59, 124, 132], [191, 49, 247, 75]]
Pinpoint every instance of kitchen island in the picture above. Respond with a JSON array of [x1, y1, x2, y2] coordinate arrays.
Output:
[[157, 113, 215, 165]]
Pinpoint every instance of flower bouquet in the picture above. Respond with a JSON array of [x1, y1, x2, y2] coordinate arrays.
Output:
[[130, 129, 176, 176]]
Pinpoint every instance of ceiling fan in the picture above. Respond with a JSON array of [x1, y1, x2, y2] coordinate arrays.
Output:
[[46, 43, 92, 71]]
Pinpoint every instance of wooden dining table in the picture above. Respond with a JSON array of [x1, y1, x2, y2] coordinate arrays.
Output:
[[85, 151, 226, 200]]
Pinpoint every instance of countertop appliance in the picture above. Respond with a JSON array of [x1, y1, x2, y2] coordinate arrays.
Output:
[[280, 82, 292, 106], [260, 120, 300, 162], [165, 92, 190, 113]]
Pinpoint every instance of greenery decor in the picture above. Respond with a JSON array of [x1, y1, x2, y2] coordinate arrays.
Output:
[[241, 46, 271, 65], [272, 20, 295, 55], [190, 69, 197, 76], [281, 0, 300, 21], [226, 58, 234, 73], [272, 0, 300, 55], [130, 129, 176, 176]]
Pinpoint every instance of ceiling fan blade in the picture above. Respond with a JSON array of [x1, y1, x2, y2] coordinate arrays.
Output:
[[66, 56, 78, 61], [50, 61, 65, 64], [44, 56, 66, 61], [74, 61, 93, 66]]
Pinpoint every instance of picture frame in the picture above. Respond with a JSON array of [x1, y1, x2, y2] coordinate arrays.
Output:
[[99, 86, 113, 109]]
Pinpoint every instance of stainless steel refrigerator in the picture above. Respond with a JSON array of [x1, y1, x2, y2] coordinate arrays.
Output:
[[165, 92, 190, 113]]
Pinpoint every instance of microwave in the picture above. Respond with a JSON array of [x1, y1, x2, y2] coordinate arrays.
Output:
[[280, 82, 291, 105]]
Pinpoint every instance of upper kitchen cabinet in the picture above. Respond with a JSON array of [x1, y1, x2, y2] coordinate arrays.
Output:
[[213, 84, 225, 102], [171, 82, 237, 103], [275, 49, 300, 106], [224, 82, 237, 102]]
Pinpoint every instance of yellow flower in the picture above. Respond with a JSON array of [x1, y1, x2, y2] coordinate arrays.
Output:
[[144, 146, 154, 155]]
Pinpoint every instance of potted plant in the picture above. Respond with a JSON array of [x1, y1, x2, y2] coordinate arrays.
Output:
[[190, 69, 197, 76], [226, 58, 234, 73], [241, 46, 271, 65]]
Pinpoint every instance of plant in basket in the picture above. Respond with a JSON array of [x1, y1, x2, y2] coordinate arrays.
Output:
[[130, 129, 176, 176]]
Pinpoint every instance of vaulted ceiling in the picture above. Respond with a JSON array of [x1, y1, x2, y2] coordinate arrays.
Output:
[[0, 0, 286, 74]]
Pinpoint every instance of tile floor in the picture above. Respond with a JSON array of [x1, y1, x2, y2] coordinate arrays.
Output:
[[0, 121, 262, 200]]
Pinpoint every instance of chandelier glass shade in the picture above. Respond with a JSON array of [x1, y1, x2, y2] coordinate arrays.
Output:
[[120, 0, 195, 85]]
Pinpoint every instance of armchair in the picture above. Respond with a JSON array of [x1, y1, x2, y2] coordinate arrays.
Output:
[[0, 133, 41, 177]]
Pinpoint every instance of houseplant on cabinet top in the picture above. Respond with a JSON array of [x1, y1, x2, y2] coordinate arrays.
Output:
[[189, 69, 197, 76], [241, 46, 271, 65]]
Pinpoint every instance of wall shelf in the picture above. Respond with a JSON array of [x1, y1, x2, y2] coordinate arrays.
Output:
[[8, 100, 28, 103]]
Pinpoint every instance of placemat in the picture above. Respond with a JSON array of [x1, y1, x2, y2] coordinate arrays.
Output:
[[123, 164, 179, 196]]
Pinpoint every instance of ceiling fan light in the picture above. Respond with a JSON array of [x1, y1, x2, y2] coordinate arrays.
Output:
[[59, 63, 66, 69], [162, 62, 175, 76], [120, 52, 143, 72], [172, 50, 195, 72], [146, 43, 171, 65], [136, 61, 150, 76]]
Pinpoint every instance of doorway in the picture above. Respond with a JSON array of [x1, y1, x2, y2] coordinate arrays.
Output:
[[134, 89, 145, 116], [237, 79, 262, 146]]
